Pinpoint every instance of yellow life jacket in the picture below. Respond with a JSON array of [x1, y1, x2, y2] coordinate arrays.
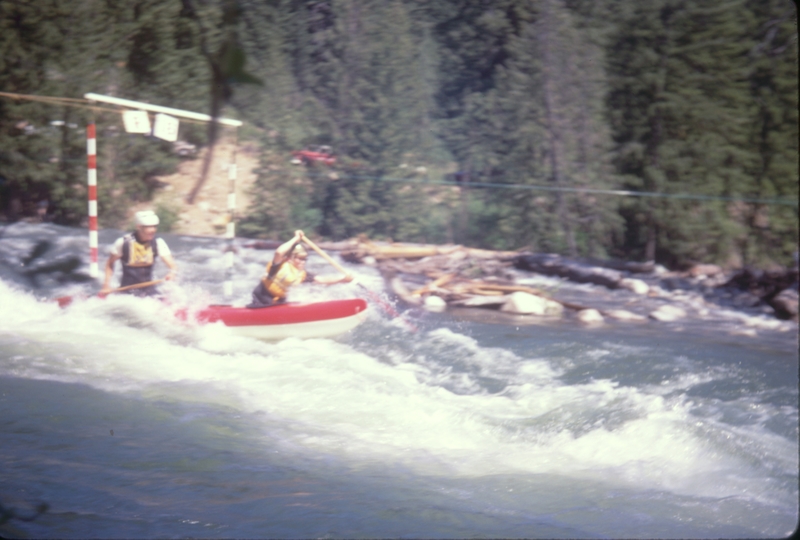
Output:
[[261, 261, 307, 301]]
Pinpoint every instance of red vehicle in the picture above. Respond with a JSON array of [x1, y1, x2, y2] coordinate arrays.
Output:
[[291, 145, 337, 166]]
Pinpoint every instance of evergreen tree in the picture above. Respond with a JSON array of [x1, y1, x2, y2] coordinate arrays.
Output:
[[242, 0, 435, 241], [740, 0, 798, 267], [0, 0, 239, 227], [490, 0, 620, 255], [421, 0, 521, 245], [0, 0, 82, 222], [3, 0, 794, 270], [605, 0, 795, 267]]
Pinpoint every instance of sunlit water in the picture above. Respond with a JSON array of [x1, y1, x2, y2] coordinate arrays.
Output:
[[1, 223, 797, 538]]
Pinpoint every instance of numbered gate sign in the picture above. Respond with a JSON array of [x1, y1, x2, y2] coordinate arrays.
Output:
[[122, 110, 151, 134], [153, 113, 180, 142]]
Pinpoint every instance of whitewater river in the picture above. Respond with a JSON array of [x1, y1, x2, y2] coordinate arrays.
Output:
[[1, 223, 797, 538]]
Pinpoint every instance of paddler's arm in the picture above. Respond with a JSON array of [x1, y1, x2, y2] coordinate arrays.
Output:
[[161, 252, 178, 281], [272, 230, 305, 265], [154, 238, 177, 281], [101, 253, 120, 294]]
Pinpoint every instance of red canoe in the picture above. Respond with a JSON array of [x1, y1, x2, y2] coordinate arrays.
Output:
[[185, 298, 369, 340]]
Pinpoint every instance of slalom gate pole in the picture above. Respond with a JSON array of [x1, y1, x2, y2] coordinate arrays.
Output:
[[223, 129, 238, 298], [86, 120, 99, 278]]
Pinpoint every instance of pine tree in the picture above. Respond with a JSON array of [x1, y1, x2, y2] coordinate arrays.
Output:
[[0, 0, 98, 224], [740, 0, 798, 267], [0, 0, 218, 226], [420, 0, 521, 245], [421, 0, 619, 253], [605, 0, 793, 267], [241, 0, 436, 241]]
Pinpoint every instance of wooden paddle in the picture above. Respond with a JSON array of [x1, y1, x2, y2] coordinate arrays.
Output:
[[300, 236, 351, 277], [56, 279, 165, 307], [301, 237, 417, 332], [98, 279, 165, 297]]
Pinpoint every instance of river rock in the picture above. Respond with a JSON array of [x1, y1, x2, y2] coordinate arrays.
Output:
[[605, 309, 647, 322], [514, 254, 622, 289], [619, 277, 650, 295], [454, 295, 508, 308], [649, 305, 687, 322], [689, 264, 723, 278], [769, 288, 798, 320], [585, 258, 655, 274], [576, 309, 604, 325], [423, 295, 447, 312], [501, 292, 563, 316], [731, 328, 758, 338], [732, 291, 761, 308]]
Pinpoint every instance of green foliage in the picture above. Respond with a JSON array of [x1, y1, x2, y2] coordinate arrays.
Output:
[[0, 0, 209, 227], [1, 0, 797, 270], [606, 0, 797, 267], [154, 201, 181, 232]]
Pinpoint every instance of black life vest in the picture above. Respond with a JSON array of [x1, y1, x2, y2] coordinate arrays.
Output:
[[120, 233, 159, 287]]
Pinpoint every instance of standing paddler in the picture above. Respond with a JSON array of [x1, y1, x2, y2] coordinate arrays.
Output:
[[100, 210, 178, 297], [247, 230, 353, 308]]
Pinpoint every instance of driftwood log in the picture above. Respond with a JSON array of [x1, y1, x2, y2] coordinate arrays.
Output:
[[326, 237, 601, 318], [245, 236, 799, 323]]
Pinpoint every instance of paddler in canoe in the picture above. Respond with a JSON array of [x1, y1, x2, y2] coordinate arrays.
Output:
[[100, 210, 178, 297], [247, 230, 353, 308]]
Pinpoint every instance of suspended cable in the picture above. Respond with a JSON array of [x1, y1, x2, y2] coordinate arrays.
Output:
[[302, 171, 798, 207], [4, 92, 795, 207]]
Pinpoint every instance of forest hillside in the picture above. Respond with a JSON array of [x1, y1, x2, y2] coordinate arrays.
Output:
[[0, 0, 797, 271]]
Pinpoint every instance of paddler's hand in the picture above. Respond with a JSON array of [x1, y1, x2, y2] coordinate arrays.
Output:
[[165, 271, 176, 281], [294, 230, 305, 242]]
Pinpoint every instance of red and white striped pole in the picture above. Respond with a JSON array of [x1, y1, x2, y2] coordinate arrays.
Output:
[[86, 122, 99, 278], [223, 159, 237, 298]]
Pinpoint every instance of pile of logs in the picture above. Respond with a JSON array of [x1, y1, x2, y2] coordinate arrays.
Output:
[[247, 236, 798, 324], [333, 237, 626, 322]]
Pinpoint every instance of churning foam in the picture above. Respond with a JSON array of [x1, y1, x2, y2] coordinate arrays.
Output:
[[0, 280, 795, 507]]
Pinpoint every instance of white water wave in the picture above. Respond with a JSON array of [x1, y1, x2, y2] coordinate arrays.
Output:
[[0, 279, 796, 509]]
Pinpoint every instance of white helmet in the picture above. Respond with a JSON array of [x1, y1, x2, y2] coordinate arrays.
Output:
[[135, 210, 160, 227]]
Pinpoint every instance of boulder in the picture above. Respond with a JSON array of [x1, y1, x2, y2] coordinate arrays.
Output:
[[689, 264, 723, 278], [769, 288, 799, 321], [605, 309, 647, 322], [584, 258, 655, 274], [649, 305, 687, 322], [514, 254, 622, 289], [576, 309, 604, 325], [732, 291, 761, 308], [724, 267, 798, 300], [501, 292, 563, 317], [731, 328, 758, 338], [619, 278, 650, 295], [453, 295, 507, 308], [423, 295, 447, 312]]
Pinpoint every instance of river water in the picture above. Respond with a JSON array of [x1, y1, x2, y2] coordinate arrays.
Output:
[[1, 223, 797, 539]]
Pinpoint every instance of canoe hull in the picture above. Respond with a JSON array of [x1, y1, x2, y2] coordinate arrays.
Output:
[[192, 298, 368, 340]]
